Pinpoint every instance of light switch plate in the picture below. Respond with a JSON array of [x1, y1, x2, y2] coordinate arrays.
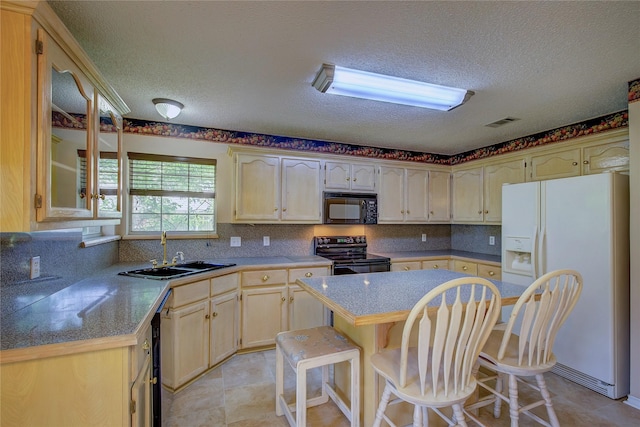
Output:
[[489, 236, 495, 245], [30, 256, 40, 279], [263, 236, 270, 246], [230, 237, 241, 247], [421, 234, 427, 242]]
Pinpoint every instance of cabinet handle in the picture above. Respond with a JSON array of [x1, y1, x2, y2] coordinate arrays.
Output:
[[403, 266, 410, 271], [305, 272, 313, 277], [212, 312, 218, 317], [406, 210, 410, 214], [484, 210, 489, 214], [462, 266, 468, 271], [430, 211, 434, 215], [346, 177, 350, 181], [92, 193, 105, 200], [478, 210, 482, 214], [149, 377, 158, 385], [142, 340, 150, 351], [205, 314, 210, 319], [262, 275, 270, 281], [281, 296, 286, 302], [289, 296, 294, 302], [79, 192, 86, 199], [583, 160, 589, 164], [572, 162, 578, 166], [489, 271, 495, 276], [282, 208, 287, 212], [401, 210, 404, 214], [433, 265, 438, 269], [274, 208, 278, 211], [352, 178, 357, 182]]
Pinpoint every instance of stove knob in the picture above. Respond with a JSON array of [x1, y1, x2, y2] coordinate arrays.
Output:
[[323, 238, 329, 244], [355, 237, 361, 243], [361, 236, 366, 243]]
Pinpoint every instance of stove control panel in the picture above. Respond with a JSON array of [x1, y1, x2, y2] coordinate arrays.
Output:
[[315, 235, 366, 246]]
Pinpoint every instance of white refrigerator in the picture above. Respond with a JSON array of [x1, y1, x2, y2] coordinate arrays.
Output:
[[501, 172, 630, 399]]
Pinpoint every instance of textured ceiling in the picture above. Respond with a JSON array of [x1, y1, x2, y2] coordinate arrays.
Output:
[[48, 0, 640, 155]]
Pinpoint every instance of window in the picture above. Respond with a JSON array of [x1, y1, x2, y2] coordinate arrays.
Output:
[[128, 153, 216, 233]]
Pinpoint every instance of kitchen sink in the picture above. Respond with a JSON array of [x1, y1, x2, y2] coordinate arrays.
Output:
[[119, 262, 236, 280]]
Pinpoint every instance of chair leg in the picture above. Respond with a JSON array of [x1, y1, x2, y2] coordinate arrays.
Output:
[[494, 372, 504, 418], [507, 374, 520, 427], [275, 345, 284, 416], [372, 382, 393, 427], [452, 404, 468, 427], [536, 373, 560, 427], [422, 406, 429, 427], [296, 364, 307, 427]]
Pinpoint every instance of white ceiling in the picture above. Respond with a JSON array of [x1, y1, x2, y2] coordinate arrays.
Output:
[[48, 0, 640, 156]]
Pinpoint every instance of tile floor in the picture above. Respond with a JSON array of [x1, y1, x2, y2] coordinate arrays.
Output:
[[162, 349, 640, 426]]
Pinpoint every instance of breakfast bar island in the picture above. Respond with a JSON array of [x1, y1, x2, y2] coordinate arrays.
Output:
[[296, 269, 527, 426]]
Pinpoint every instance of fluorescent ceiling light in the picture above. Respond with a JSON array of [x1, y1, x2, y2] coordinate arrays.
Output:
[[153, 98, 184, 120], [312, 64, 473, 111]]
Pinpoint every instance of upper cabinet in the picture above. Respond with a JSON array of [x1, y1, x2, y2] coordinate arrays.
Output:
[[452, 158, 525, 224], [324, 161, 376, 192], [1, 1, 128, 231], [427, 170, 451, 222], [378, 166, 429, 223], [233, 153, 322, 223]]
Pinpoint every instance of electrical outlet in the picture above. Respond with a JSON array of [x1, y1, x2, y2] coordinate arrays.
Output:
[[263, 236, 270, 246], [30, 256, 40, 279], [489, 236, 495, 246], [421, 233, 427, 242], [230, 236, 241, 247]]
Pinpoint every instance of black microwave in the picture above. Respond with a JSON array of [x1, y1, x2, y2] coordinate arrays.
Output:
[[323, 192, 378, 224]]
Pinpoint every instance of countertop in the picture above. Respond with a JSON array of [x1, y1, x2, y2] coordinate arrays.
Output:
[[297, 269, 523, 326], [372, 250, 501, 264], [0, 256, 331, 361]]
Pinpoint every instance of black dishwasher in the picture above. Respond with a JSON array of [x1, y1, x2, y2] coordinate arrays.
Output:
[[152, 289, 171, 427]]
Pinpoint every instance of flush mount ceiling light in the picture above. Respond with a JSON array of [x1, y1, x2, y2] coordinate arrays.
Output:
[[152, 98, 184, 120], [312, 63, 474, 111]]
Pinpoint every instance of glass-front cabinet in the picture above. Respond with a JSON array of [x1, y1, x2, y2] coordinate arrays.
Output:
[[36, 29, 124, 223]]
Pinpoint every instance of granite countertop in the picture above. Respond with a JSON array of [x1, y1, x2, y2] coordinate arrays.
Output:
[[297, 269, 524, 326], [0, 256, 331, 360], [372, 250, 501, 264]]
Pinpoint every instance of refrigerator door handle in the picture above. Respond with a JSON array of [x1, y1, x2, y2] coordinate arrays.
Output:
[[532, 226, 539, 279], [538, 226, 546, 276]]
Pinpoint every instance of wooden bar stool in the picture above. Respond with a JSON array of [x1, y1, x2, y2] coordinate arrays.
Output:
[[275, 326, 360, 427]]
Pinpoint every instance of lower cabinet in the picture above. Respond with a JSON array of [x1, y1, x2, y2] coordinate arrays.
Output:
[[241, 285, 288, 348], [452, 259, 501, 280], [391, 259, 450, 272], [162, 274, 239, 391]]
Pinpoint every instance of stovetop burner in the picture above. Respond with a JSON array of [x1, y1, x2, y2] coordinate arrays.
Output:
[[313, 235, 390, 265]]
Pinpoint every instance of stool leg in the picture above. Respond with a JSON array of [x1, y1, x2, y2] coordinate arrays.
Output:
[[321, 363, 329, 403], [276, 345, 284, 416], [350, 355, 360, 427], [296, 363, 308, 427]]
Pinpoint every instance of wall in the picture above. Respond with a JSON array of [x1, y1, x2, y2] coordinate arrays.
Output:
[[627, 86, 640, 407]]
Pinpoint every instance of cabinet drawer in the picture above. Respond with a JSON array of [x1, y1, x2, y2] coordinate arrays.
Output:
[[391, 261, 422, 272], [211, 273, 239, 296], [170, 279, 210, 307], [422, 260, 449, 270], [452, 260, 478, 275], [288, 267, 330, 283], [242, 269, 288, 287], [478, 263, 501, 280]]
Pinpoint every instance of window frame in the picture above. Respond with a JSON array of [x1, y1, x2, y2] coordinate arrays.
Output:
[[126, 152, 217, 235]]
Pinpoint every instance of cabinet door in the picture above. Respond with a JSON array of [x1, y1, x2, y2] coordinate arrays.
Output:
[[324, 161, 351, 190], [37, 29, 95, 221], [131, 354, 152, 427], [529, 148, 580, 181], [288, 285, 325, 330], [391, 261, 422, 272], [95, 95, 123, 218], [483, 159, 526, 223], [235, 154, 280, 221], [582, 140, 629, 174], [428, 170, 451, 222], [166, 300, 209, 387], [404, 168, 429, 222], [241, 286, 287, 348], [281, 158, 321, 221], [210, 291, 238, 366], [350, 163, 376, 191], [378, 166, 405, 222], [452, 168, 483, 222]]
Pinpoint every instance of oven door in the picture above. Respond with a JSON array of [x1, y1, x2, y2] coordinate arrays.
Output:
[[333, 261, 390, 275]]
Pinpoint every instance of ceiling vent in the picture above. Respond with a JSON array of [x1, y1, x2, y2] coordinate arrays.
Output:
[[485, 116, 520, 128]]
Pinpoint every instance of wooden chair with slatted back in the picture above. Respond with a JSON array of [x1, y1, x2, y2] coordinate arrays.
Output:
[[371, 277, 502, 427], [466, 269, 583, 427]]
